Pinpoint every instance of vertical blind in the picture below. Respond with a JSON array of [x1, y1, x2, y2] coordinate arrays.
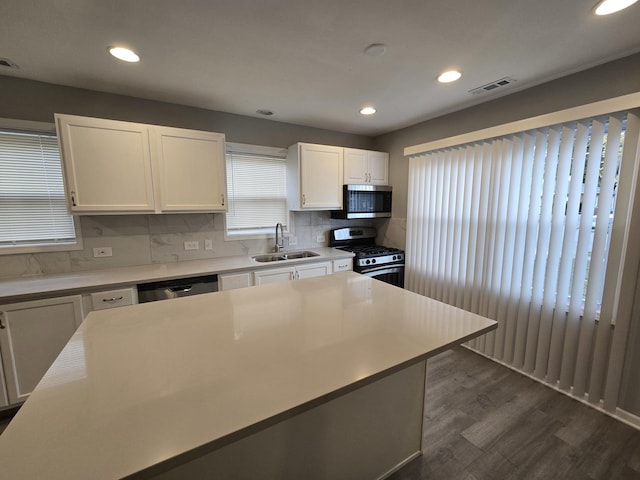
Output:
[[225, 145, 287, 232], [406, 109, 640, 414], [0, 130, 77, 247]]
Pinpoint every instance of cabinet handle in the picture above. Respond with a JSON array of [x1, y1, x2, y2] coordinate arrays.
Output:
[[221, 194, 225, 206], [102, 296, 124, 302], [0, 312, 5, 329], [70, 191, 77, 207], [302, 194, 306, 206]]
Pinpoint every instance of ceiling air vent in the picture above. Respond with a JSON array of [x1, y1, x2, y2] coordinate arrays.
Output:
[[0, 58, 19, 69], [469, 77, 516, 95]]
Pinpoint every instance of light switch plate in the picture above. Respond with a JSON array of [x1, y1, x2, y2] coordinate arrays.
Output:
[[93, 247, 113, 258], [204, 239, 213, 250], [184, 241, 200, 251], [316, 235, 325, 243], [288, 236, 297, 246]]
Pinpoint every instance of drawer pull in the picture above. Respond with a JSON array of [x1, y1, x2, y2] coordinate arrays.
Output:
[[0, 313, 5, 329], [102, 296, 124, 302]]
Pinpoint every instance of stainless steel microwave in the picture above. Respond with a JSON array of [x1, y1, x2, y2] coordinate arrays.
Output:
[[331, 185, 392, 219]]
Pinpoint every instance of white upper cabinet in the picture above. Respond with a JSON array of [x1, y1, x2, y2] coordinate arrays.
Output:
[[287, 143, 343, 210], [56, 115, 156, 213], [55, 114, 227, 214], [152, 126, 226, 212], [344, 148, 389, 185]]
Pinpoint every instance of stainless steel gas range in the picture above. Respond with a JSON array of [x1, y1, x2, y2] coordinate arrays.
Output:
[[329, 227, 405, 288]]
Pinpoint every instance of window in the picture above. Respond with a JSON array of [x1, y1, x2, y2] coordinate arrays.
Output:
[[225, 143, 288, 238], [0, 124, 81, 254], [405, 102, 640, 415]]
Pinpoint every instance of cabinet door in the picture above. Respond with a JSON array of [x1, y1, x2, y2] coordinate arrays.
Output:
[[55, 114, 155, 213], [254, 267, 295, 286], [0, 356, 8, 408], [343, 148, 368, 184], [299, 144, 343, 209], [296, 261, 332, 280], [219, 272, 253, 291], [367, 151, 389, 185], [0, 295, 83, 404], [153, 127, 227, 212]]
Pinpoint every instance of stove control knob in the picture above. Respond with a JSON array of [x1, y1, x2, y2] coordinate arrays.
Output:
[[392, 255, 397, 261], [366, 260, 371, 265], [371, 259, 376, 264]]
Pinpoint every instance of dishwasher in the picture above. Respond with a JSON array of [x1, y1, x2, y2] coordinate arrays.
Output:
[[137, 274, 218, 303]]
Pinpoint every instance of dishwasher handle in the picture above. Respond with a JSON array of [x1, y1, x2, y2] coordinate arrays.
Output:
[[168, 286, 193, 293]]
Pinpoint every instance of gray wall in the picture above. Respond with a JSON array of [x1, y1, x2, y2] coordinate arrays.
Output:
[[0, 75, 374, 150]]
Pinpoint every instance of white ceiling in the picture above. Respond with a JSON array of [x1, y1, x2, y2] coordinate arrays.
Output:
[[1, 1, 639, 136]]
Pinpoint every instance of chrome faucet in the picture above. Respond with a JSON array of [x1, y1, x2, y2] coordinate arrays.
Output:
[[275, 222, 284, 252]]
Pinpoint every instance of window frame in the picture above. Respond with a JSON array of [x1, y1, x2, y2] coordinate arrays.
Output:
[[223, 142, 290, 241], [0, 118, 83, 256]]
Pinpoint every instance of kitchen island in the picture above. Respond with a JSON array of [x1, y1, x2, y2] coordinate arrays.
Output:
[[0, 272, 496, 480]]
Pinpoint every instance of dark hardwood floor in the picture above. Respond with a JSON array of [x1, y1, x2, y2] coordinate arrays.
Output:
[[388, 347, 640, 480]]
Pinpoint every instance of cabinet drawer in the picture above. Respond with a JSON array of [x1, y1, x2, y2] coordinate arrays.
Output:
[[333, 258, 353, 272], [90, 288, 137, 311]]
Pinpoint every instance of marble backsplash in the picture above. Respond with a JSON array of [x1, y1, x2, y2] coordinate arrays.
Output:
[[0, 212, 379, 279]]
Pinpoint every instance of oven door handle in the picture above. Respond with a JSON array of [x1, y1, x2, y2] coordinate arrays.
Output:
[[359, 265, 404, 276]]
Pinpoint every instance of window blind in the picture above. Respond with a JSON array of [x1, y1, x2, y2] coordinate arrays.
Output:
[[406, 109, 640, 416], [0, 130, 77, 247], [225, 145, 287, 232]]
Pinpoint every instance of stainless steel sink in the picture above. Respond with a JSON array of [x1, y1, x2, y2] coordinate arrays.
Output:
[[252, 251, 320, 262]]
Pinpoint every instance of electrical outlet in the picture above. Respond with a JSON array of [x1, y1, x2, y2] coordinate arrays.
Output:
[[184, 241, 200, 251], [204, 239, 213, 250], [288, 236, 297, 246], [316, 234, 325, 243], [93, 247, 113, 258]]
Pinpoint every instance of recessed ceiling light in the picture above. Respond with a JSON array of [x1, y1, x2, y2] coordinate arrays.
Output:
[[437, 70, 462, 83], [364, 43, 387, 57], [108, 46, 140, 63], [594, 0, 638, 15], [360, 107, 376, 115]]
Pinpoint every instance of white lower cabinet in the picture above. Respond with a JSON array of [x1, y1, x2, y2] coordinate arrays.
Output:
[[219, 272, 254, 291], [0, 295, 84, 405], [333, 258, 353, 273], [254, 266, 296, 286], [296, 261, 333, 279], [0, 356, 8, 408], [253, 261, 332, 286]]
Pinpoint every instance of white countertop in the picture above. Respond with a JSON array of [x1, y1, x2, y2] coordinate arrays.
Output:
[[0, 272, 496, 480], [0, 247, 353, 301]]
